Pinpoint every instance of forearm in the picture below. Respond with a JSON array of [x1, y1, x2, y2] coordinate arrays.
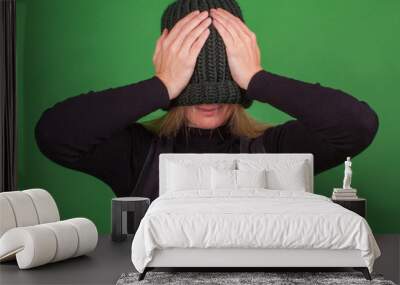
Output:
[[246, 70, 379, 150], [35, 76, 170, 162]]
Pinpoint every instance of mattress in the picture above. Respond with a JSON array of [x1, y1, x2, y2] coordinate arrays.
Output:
[[131, 189, 381, 273]]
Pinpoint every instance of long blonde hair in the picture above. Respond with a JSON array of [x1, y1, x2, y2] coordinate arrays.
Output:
[[142, 104, 274, 139]]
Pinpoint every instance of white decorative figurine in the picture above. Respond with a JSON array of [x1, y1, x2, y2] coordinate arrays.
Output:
[[342, 156, 353, 189], [332, 157, 357, 199]]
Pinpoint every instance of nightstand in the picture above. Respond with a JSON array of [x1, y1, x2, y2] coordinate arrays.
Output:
[[111, 197, 150, 242], [331, 197, 366, 218]]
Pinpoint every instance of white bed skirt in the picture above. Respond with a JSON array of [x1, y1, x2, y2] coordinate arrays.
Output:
[[147, 248, 366, 268]]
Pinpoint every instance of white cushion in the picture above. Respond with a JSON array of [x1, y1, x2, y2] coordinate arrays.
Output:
[[165, 158, 236, 170], [166, 161, 212, 191], [65, 218, 98, 257], [41, 221, 78, 262], [211, 168, 237, 190], [267, 162, 307, 191], [211, 168, 268, 191], [236, 169, 268, 189], [165, 159, 236, 192], [0, 191, 39, 227], [0, 196, 17, 237], [238, 159, 309, 191], [0, 189, 60, 238], [0, 218, 98, 269], [0, 225, 57, 268], [23, 188, 60, 224]]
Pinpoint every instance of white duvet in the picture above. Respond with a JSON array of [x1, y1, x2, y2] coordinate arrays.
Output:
[[131, 189, 381, 273]]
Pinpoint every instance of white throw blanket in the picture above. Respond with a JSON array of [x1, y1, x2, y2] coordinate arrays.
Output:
[[131, 189, 381, 273]]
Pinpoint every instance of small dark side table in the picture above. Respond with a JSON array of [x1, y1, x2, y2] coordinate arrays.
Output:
[[111, 197, 150, 242], [331, 197, 366, 218]]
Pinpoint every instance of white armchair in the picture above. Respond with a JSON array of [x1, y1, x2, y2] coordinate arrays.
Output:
[[0, 189, 98, 269]]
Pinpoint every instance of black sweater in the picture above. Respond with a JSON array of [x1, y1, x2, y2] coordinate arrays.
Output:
[[34, 70, 379, 197]]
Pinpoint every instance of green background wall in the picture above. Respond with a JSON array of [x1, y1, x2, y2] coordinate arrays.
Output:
[[16, 0, 399, 234]]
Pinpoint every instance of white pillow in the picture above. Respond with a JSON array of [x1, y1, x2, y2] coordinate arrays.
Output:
[[166, 158, 236, 170], [211, 167, 237, 190], [237, 159, 308, 191], [236, 169, 268, 189], [166, 161, 212, 191], [211, 168, 268, 190], [266, 162, 307, 191]]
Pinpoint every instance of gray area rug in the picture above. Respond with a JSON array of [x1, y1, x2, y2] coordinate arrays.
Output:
[[116, 271, 396, 285]]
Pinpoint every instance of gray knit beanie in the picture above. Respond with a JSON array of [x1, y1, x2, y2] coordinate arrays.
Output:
[[160, 0, 253, 111]]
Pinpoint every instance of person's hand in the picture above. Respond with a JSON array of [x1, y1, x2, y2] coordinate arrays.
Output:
[[153, 10, 212, 100], [210, 8, 263, 90]]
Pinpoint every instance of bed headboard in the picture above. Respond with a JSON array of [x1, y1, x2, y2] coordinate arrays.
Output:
[[159, 153, 314, 195]]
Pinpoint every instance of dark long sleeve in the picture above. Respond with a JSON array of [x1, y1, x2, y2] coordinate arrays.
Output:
[[35, 68, 379, 198], [246, 69, 379, 175], [35, 76, 171, 197]]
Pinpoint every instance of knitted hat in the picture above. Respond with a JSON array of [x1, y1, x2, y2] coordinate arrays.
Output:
[[160, 0, 254, 111]]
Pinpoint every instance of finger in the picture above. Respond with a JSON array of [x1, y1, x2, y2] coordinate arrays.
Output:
[[180, 17, 212, 53], [210, 8, 239, 43], [155, 29, 167, 55], [256, 45, 261, 61], [216, 8, 253, 39], [164, 10, 201, 46], [218, 8, 256, 43], [169, 11, 210, 51], [212, 16, 235, 48], [189, 28, 210, 59], [153, 28, 167, 63]]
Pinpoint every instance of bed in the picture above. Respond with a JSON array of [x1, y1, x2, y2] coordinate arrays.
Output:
[[130, 153, 381, 281]]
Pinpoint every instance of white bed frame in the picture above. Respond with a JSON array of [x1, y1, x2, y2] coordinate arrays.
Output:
[[148, 248, 366, 267], [139, 153, 371, 280]]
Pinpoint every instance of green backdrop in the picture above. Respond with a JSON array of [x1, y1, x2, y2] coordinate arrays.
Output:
[[16, 0, 399, 234]]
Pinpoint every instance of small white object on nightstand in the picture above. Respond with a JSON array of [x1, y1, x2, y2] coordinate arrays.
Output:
[[332, 157, 358, 200], [343, 156, 353, 190]]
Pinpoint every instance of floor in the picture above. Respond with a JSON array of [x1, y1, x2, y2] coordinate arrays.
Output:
[[0, 234, 399, 285], [0, 235, 134, 285], [374, 235, 400, 284]]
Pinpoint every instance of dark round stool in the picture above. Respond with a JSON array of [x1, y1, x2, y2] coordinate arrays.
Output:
[[111, 197, 150, 242]]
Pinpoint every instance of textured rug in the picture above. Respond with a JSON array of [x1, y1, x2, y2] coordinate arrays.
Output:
[[116, 271, 396, 285]]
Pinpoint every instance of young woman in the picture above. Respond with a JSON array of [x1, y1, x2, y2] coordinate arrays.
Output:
[[34, 3, 379, 201]]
